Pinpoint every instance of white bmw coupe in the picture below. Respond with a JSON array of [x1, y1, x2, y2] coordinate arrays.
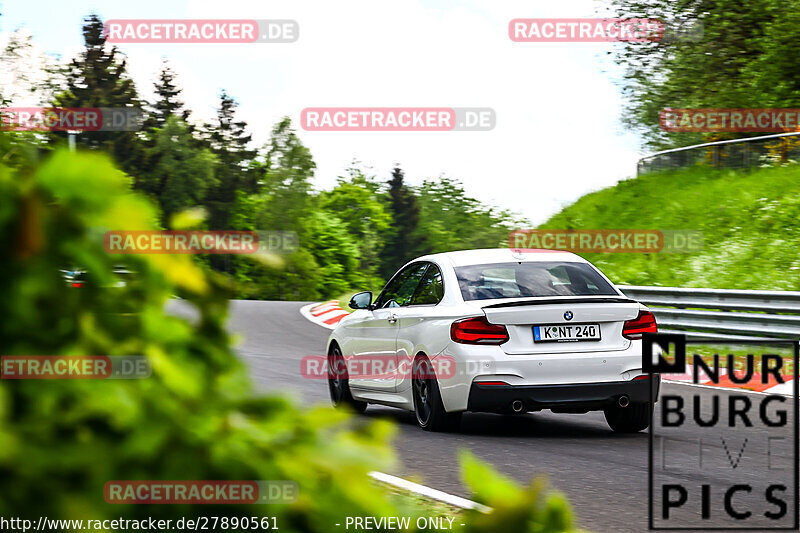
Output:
[[326, 248, 660, 432]]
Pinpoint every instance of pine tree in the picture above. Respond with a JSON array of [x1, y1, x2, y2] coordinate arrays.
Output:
[[150, 60, 190, 128], [54, 14, 144, 176], [203, 91, 259, 231], [381, 166, 426, 277], [136, 61, 197, 206]]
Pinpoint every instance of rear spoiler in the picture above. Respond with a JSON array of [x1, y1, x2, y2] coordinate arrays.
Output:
[[481, 297, 636, 309]]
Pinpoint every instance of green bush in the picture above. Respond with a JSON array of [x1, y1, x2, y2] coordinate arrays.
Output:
[[0, 139, 578, 532]]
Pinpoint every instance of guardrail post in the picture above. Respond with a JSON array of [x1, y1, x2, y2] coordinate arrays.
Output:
[[743, 142, 750, 170]]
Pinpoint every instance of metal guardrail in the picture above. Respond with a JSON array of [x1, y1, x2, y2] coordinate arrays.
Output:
[[618, 285, 800, 342], [637, 131, 800, 176]]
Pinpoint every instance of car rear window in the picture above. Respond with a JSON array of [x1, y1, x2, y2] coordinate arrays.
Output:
[[454, 261, 618, 301]]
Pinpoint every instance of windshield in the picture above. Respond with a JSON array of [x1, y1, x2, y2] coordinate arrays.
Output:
[[454, 261, 618, 301]]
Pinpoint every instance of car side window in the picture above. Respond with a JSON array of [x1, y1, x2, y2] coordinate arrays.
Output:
[[374, 263, 428, 308], [411, 264, 444, 305]]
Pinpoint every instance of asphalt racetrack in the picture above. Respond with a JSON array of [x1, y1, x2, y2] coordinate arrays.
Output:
[[169, 299, 797, 533]]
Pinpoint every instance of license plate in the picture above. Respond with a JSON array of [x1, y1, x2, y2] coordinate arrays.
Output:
[[533, 323, 601, 343]]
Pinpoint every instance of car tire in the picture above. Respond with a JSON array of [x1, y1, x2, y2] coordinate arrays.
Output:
[[412, 355, 461, 432], [328, 345, 367, 413], [604, 401, 651, 433]]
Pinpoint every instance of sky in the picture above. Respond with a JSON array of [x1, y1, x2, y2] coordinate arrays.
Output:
[[0, 0, 646, 225]]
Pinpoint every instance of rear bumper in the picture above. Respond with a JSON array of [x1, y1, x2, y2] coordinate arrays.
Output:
[[466, 375, 660, 413]]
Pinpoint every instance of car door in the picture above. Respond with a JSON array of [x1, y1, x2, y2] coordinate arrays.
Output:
[[347, 262, 428, 391], [393, 262, 446, 392]]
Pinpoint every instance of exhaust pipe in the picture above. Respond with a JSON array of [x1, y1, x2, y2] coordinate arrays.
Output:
[[618, 395, 630, 408], [511, 400, 525, 413]]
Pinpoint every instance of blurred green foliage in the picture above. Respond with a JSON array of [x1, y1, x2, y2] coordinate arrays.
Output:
[[460, 452, 576, 533], [0, 137, 576, 531]]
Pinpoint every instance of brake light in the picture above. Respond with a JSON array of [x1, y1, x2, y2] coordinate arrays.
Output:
[[622, 310, 657, 339], [451, 316, 509, 345], [70, 282, 84, 288], [475, 381, 510, 387]]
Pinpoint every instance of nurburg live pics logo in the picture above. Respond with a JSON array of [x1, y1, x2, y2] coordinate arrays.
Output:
[[644, 333, 799, 530]]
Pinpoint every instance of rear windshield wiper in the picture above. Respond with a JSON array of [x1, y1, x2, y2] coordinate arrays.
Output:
[[481, 297, 635, 309]]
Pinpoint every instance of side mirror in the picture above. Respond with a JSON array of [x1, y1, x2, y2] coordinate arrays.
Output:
[[349, 291, 373, 310]]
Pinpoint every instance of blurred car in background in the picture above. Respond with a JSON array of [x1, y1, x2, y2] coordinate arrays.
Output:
[[61, 265, 134, 288]]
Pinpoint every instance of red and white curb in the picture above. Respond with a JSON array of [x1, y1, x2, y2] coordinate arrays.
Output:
[[300, 300, 349, 329], [662, 369, 794, 396]]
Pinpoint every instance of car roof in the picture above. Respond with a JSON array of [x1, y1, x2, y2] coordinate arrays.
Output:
[[417, 248, 588, 268]]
